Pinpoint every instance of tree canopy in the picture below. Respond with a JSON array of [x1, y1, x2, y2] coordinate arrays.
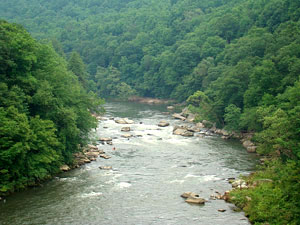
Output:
[[0, 20, 103, 195], [1, 0, 300, 223]]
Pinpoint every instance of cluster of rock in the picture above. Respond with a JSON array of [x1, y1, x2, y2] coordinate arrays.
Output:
[[99, 137, 113, 145], [209, 177, 273, 207], [181, 192, 206, 205], [171, 107, 196, 123], [60, 144, 111, 172], [171, 106, 259, 153], [172, 124, 204, 137]]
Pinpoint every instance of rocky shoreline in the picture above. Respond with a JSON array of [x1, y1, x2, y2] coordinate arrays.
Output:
[[169, 106, 258, 154]]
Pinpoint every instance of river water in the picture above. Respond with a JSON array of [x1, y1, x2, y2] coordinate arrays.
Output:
[[0, 102, 258, 225]]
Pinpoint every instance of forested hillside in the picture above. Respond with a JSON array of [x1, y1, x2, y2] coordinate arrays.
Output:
[[1, 0, 300, 224], [0, 21, 103, 196]]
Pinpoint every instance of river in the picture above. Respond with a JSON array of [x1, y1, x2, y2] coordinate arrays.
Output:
[[0, 101, 258, 225]]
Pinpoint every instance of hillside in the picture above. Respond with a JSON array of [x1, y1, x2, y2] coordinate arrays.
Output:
[[1, 0, 300, 223]]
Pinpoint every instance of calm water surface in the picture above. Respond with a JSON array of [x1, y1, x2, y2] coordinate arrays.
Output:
[[0, 102, 258, 225]]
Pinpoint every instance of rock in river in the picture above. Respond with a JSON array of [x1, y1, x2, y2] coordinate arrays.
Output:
[[100, 154, 111, 159], [121, 127, 131, 132], [181, 192, 206, 205], [99, 166, 112, 170], [158, 120, 170, 127], [121, 134, 133, 138], [173, 126, 194, 137], [99, 137, 113, 142], [115, 118, 134, 124], [172, 113, 186, 121], [60, 165, 70, 172]]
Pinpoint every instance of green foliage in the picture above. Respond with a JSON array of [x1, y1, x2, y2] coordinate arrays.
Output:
[[68, 51, 89, 89], [224, 104, 241, 131], [0, 20, 103, 195], [186, 91, 218, 124], [230, 160, 300, 225], [95, 66, 137, 99], [1, 1, 300, 222]]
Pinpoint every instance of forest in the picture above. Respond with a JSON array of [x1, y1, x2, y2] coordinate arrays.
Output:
[[0, 21, 103, 197], [0, 0, 300, 224]]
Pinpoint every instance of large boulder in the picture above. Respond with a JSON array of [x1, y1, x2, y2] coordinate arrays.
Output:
[[186, 114, 196, 122], [121, 133, 133, 138], [242, 140, 257, 153], [181, 192, 206, 205], [87, 144, 98, 150], [243, 140, 254, 148], [173, 127, 194, 137], [187, 126, 200, 132], [60, 165, 70, 172], [85, 151, 100, 159], [172, 113, 186, 121], [121, 127, 131, 132], [100, 154, 111, 159], [195, 122, 205, 129], [185, 197, 205, 205], [181, 192, 198, 198], [99, 137, 112, 142], [158, 121, 170, 127], [247, 146, 257, 153], [115, 118, 134, 124]]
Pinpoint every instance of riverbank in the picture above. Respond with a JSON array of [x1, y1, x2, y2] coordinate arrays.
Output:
[[170, 105, 300, 224]]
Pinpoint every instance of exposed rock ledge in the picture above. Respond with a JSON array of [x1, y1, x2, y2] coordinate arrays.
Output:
[[175, 107, 258, 153]]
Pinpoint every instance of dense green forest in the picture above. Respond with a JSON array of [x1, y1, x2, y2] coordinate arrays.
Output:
[[0, 21, 103, 196], [1, 0, 300, 224]]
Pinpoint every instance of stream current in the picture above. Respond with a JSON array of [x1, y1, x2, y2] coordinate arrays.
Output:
[[0, 101, 258, 225]]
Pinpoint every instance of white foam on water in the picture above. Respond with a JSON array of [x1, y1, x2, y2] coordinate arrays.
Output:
[[58, 177, 78, 182], [105, 179, 116, 184], [184, 174, 201, 178], [164, 138, 191, 146], [80, 192, 103, 198], [200, 175, 221, 182], [115, 182, 132, 189], [169, 179, 185, 184]]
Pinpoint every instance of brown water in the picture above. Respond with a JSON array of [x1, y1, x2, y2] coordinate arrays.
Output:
[[0, 102, 258, 225]]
